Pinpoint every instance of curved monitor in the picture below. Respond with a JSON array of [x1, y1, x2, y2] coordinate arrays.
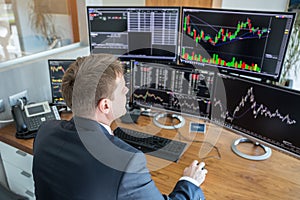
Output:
[[87, 7, 180, 63], [211, 73, 300, 159], [179, 7, 295, 81]]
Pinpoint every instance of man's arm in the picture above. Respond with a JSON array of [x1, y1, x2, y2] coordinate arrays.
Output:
[[117, 153, 206, 200], [166, 180, 205, 200]]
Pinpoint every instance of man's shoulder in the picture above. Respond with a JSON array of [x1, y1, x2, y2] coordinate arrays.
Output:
[[111, 135, 140, 153], [35, 119, 76, 144], [39, 119, 75, 131]]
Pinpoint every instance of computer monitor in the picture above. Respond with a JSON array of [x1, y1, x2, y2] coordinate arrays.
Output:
[[48, 59, 132, 106], [211, 73, 300, 159], [48, 59, 75, 105], [87, 7, 180, 63], [130, 61, 215, 121], [179, 7, 295, 81]]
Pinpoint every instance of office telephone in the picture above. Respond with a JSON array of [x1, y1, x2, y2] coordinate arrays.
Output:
[[11, 101, 60, 139]]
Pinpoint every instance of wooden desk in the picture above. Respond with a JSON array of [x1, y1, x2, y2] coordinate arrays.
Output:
[[1, 115, 300, 200]]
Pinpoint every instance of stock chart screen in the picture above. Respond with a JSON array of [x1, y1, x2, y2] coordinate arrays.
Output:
[[48, 60, 75, 105], [180, 7, 295, 81], [87, 7, 180, 63], [211, 73, 300, 158], [131, 61, 215, 119]]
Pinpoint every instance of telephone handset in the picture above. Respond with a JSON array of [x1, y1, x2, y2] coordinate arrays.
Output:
[[11, 101, 60, 139]]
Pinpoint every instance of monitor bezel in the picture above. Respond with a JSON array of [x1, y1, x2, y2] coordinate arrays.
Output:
[[48, 59, 76, 105], [210, 73, 300, 159], [86, 6, 181, 64], [130, 61, 215, 120], [179, 7, 296, 82]]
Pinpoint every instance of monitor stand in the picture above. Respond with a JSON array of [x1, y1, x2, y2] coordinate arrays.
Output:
[[231, 138, 272, 161], [153, 112, 185, 130], [120, 108, 141, 124]]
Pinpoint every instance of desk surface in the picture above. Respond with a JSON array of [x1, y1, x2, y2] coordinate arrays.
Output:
[[0, 114, 300, 200]]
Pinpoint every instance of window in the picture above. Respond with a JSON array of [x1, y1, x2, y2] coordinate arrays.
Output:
[[0, 0, 79, 62]]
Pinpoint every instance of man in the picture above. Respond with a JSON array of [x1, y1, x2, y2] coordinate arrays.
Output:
[[33, 54, 208, 200]]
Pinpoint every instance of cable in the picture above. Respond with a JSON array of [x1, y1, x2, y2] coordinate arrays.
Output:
[[0, 97, 27, 124], [144, 112, 221, 161], [17, 97, 27, 110], [171, 118, 221, 161]]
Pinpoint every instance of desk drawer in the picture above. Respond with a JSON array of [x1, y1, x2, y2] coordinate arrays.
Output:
[[3, 160, 34, 192], [0, 142, 33, 172], [6, 181, 35, 200]]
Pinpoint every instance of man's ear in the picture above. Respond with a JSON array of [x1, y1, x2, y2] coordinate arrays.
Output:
[[97, 98, 111, 114]]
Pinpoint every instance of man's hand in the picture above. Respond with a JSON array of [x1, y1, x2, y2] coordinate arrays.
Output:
[[183, 160, 208, 186]]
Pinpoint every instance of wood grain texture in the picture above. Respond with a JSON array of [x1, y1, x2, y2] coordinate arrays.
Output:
[[113, 116, 300, 200], [1, 113, 300, 199]]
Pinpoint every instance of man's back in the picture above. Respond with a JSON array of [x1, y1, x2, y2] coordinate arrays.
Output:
[[33, 117, 205, 200], [33, 118, 129, 200]]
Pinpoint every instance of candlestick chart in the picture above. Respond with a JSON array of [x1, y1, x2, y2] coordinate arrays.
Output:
[[181, 12, 271, 73], [179, 9, 295, 81]]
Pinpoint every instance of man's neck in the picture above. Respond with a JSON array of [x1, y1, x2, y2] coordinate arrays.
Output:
[[94, 113, 112, 127]]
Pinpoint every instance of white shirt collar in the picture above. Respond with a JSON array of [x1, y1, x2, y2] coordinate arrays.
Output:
[[99, 122, 113, 135]]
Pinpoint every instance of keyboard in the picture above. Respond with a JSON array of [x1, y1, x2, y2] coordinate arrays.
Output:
[[113, 127, 186, 162]]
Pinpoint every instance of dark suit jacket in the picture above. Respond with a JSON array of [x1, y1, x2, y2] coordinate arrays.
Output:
[[33, 116, 205, 200]]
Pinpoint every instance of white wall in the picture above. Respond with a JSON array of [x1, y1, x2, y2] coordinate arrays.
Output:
[[0, 45, 89, 128], [221, 0, 289, 11]]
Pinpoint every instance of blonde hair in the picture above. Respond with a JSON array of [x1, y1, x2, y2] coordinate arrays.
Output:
[[62, 54, 124, 117]]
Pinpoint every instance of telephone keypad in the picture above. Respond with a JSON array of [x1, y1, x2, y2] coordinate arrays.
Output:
[[25, 113, 57, 131]]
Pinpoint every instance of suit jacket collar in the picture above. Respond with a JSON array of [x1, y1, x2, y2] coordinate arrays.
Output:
[[70, 116, 112, 139]]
